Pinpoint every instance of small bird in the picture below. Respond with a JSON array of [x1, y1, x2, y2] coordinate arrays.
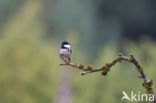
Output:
[[60, 41, 72, 64]]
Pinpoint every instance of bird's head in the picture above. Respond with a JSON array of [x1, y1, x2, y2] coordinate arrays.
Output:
[[61, 41, 71, 49]]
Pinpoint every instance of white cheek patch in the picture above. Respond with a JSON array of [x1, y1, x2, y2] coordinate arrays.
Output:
[[64, 44, 71, 48]]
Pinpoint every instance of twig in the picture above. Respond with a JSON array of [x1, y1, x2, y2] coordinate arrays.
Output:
[[59, 53, 156, 103]]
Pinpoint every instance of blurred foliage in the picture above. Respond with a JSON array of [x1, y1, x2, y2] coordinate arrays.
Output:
[[0, 0, 156, 103], [0, 1, 59, 103], [72, 40, 156, 103], [0, 0, 156, 57]]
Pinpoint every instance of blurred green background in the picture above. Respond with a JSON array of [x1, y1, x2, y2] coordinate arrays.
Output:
[[0, 0, 156, 103]]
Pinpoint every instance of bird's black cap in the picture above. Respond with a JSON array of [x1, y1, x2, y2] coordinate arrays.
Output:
[[62, 41, 70, 45], [61, 41, 70, 48]]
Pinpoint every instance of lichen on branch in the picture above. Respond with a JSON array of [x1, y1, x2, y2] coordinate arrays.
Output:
[[59, 53, 156, 103]]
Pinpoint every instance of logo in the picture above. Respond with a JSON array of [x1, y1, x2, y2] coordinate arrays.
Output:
[[121, 90, 154, 102]]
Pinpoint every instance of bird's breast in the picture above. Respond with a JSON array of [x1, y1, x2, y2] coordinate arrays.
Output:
[[60, 49, 71, 56]]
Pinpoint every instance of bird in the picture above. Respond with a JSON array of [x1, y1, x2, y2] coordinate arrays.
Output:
[[60, 41, 72, 64]]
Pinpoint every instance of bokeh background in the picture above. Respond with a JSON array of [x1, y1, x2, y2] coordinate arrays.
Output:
[[0, 0, 156, 103]]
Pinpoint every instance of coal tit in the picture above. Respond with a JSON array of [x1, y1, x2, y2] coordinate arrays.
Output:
[[60, 41, 72, 63]]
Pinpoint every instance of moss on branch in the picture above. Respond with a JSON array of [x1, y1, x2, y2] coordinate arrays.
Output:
[[59, 53, 156, 103]]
